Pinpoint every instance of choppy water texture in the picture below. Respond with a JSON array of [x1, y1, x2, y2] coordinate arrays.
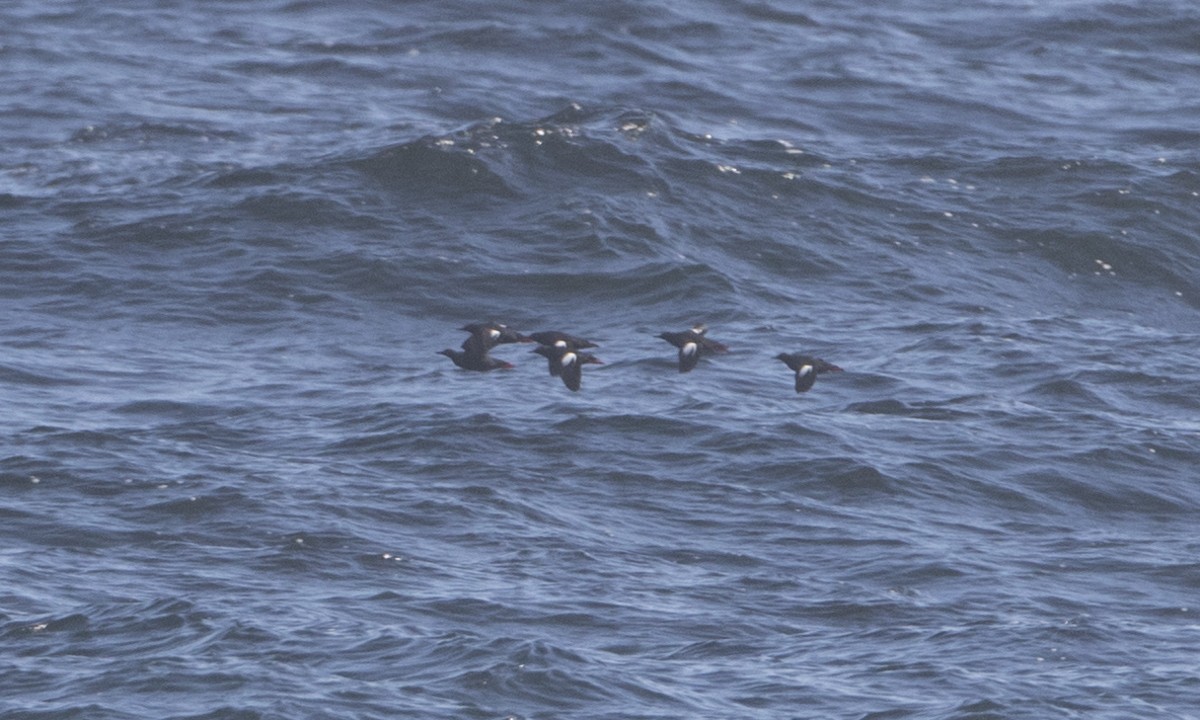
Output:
[[3, 1, 1200, 718]]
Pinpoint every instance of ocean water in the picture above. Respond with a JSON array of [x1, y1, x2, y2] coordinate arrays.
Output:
[[3, 1, 1200, 718]]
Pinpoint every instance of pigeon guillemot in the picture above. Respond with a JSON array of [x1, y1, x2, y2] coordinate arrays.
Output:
[[657, 324, 728, 373], [532, 344, 603, 391], [775, 353, 842, 392], [438, 348, 514, 372], [528, 331, 598, 349]]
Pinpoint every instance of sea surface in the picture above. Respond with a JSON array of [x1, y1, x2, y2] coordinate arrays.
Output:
[[3, 1, 1200, 718]]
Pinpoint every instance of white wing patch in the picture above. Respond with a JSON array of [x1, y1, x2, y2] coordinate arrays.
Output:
[[561, 352, 577, 367], [799, 365, 813, 377], [682, 341, 698, 358]]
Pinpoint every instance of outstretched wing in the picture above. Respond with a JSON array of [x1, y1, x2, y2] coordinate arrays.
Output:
[[559, 351, 583, 391], [461, 329, 498, 354], [794, 364, 816, 392], [678, 341, 700, 373]]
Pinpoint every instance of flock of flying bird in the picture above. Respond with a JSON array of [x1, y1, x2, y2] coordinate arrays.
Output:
[[439, 322, 843, 393]]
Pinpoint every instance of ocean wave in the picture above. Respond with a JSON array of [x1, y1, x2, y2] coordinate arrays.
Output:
[[5, 1, 1200, 717]]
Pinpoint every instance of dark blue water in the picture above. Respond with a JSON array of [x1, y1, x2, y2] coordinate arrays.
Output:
[[3, 2, 1200, 718]]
